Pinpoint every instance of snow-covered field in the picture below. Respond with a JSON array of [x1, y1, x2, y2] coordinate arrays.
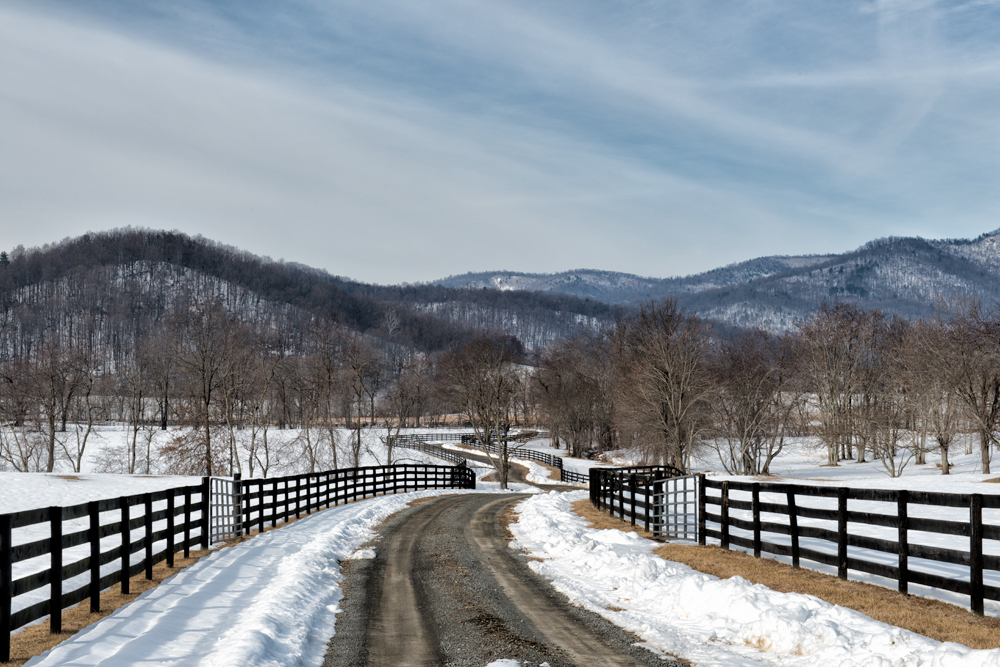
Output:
[[512, 490, 1000, 667]]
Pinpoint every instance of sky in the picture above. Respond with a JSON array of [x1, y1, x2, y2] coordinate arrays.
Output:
[[2, 0, 1000, 284]]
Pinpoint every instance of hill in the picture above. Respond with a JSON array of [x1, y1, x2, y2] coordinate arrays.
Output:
[[0, 229, 617, 358]]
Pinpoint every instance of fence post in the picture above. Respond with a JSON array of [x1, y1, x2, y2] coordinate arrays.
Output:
[[257, 482, 266, 535], [1, 514, 12, 662], [629, 474, 637, 527], [786, 489, 799, 569], [752, 484, 761, 559], [970, 494, 984, 616], [144, 493, 153, 580], [120, 497, 131, 593], [721, 481, 730, 550], [49, 505, 63, 633], [644, 477, 652, 532], [837, 487, 848, 581], [183, 487, 192, 559], [295, 476, 302, 519], [897, 489, 908, 595], [233, 473, 243, 538], [166, 493, 175, 568], [200, 477, 210, 550], [89, 501, 101, 613], [697, 474, 706, 546]]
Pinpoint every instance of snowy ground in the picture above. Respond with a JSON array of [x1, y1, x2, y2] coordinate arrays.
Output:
[[0, 425, 476, 478], [512, 489, 1000, 667]]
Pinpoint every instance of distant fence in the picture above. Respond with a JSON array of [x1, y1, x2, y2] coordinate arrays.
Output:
[[0, 462, 474, 661], [394, 434, 471, 466], [403, 430, 591, 486], [700, 478, 1000, 616]]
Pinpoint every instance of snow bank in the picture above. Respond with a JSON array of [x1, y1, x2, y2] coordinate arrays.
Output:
[[511, 490, 1000, 667]]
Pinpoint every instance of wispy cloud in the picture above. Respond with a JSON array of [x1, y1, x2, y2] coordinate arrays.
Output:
[[3, 0, 1000, 282]]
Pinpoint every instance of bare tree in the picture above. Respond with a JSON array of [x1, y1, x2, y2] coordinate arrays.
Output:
[[799, 303, 870, 466], [442, 336, 522, 489], [940, 298, 1000, 474], [911, 318, 962, 474], [170, 299, 242, 476], [612, 301, 713, 471], [536, 333, 615, 457], [377, 359, 424, 464], [24, 338, 84, 472], [711, 330, 801, 475]]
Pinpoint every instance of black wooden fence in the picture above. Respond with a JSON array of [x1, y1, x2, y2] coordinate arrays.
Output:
[[0, 462, 475, 661], [700, 478, 1000, 616], [589, 469, 1000, 616], [234, 464, 476, 538], [0, 483, 205, 661], [393, 434, 471, 465]]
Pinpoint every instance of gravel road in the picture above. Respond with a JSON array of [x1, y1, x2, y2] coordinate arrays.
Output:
[[323, 492, 681, 667]]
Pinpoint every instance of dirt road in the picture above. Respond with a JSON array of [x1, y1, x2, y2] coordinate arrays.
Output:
[[323, 492, 679, 667]]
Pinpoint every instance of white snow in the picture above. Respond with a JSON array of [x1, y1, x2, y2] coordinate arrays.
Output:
[[511, 490, 1000, 667]]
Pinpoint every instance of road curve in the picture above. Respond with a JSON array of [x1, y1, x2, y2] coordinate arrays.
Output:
[[323, 493, 679, 667]]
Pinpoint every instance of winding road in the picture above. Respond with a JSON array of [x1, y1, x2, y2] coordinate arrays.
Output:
[[323, 457, 681, 667]]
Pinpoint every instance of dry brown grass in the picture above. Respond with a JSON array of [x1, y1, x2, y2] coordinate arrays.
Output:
[[571, 500, 1000, 650]]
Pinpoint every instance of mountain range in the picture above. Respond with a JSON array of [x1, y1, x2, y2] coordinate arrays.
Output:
[[435, 230, 1000, 331]]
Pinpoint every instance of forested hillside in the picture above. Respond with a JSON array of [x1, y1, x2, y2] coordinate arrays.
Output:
[[0, 229, 614, 359]]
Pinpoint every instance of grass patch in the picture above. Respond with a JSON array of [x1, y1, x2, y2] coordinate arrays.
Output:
[[571, 500, 1000, 650]]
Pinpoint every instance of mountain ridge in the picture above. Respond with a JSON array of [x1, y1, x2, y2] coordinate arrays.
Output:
[[433, 230, 1000, 330]]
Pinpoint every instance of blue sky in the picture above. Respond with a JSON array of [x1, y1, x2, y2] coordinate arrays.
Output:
[[2, 0, 999, 283]]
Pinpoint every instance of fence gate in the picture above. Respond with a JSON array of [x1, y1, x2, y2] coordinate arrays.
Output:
[[209, 476, 241, 542], [656, 474, 699, 540]]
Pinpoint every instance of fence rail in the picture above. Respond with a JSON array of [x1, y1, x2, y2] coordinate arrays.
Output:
[[0, 462, 474, 661], [700, 478, 1000, 616]]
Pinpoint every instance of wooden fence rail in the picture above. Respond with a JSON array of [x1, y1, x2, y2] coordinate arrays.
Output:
[[700, 478, 1000, 616], [0, 462, 475, 661]]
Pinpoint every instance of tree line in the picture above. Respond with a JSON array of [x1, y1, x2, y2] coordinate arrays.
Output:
[[535, 297, 1000, 477]]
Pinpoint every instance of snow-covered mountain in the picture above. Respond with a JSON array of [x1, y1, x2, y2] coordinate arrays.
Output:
[[435, 230, 1000, 331]]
